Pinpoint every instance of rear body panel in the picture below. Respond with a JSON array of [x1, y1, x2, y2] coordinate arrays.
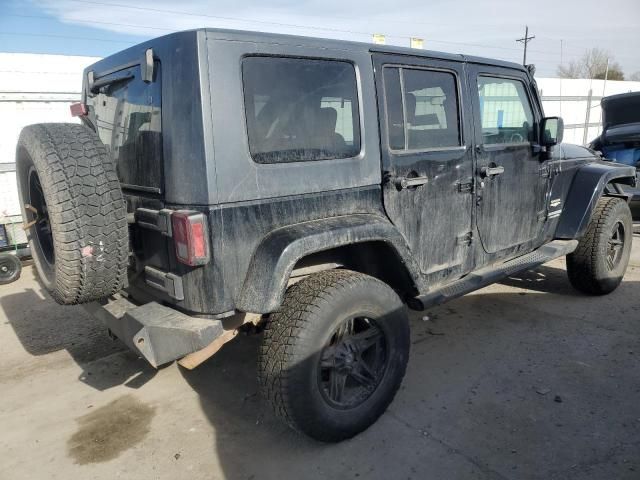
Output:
[[83, 31, 217, 310]]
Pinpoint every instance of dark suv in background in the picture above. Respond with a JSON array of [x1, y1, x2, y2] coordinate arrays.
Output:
[[590, 91, 640, 221]]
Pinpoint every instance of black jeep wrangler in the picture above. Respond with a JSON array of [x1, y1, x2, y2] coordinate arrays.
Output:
[[15, 29, 636, 442]]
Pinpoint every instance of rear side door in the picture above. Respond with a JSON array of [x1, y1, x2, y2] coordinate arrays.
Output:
[[466, 65, 547, 254], [373, 54, 475, 284]]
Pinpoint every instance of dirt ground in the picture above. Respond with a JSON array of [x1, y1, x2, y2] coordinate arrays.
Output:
[[1, 239, 639, 480]]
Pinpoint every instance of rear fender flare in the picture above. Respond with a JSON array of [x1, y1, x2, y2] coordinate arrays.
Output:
[[236, 214, 421, 313], [555, 162, 636, 239]]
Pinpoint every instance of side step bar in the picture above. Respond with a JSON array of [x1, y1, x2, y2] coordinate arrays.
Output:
[[411, 239, 578, 311]]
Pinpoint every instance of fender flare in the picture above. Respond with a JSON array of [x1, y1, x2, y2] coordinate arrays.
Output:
[[555, 162, 636, 239], [236, 214, 421, 313]]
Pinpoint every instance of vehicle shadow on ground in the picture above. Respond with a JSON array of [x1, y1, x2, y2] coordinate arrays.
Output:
[[499, 263, 580, 295], [178, 273, 640, 480], [0, 266, 156, 390]]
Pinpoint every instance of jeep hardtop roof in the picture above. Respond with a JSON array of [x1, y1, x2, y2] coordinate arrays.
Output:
[[86, 28, 527, 77]]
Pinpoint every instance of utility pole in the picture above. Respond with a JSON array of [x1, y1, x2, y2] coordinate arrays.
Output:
[[516, 25, 535, 65], [559, 39, 564, 115]]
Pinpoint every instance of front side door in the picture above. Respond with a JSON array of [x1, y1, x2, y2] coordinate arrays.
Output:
[[374, 54, 474, 284], [467, 65, 547, 254]]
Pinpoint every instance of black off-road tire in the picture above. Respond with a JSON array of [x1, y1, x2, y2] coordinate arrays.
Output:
[[566, 196, 633, 295], [258, 269, 410, 442], [16, 123, 128, 304], [0, 253, 22, 285]]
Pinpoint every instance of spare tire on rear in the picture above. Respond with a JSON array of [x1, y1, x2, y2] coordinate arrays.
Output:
[[16, 123, 128, 304]]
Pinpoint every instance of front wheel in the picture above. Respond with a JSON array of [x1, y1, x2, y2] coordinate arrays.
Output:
[[258, 269, 410, 442], [567, 196, 633, 295]]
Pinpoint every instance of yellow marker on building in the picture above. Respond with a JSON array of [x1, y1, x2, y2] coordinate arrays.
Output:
[[410, 38, 424, 49], [372, 34, 386, 45]]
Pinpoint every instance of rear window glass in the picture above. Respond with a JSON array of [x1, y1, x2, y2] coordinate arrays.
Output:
[[89, 63, 163, 190], [383, 67, 461, 151], [242, 57, 361, 164]]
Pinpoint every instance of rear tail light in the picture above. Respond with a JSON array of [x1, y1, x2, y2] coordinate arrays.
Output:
[[70, 102, 88, 117], [171, 211, 210, 266]]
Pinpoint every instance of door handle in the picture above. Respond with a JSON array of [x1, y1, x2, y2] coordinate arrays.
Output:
[[394, 175, 429, 190], [480, 165, 505, 178]]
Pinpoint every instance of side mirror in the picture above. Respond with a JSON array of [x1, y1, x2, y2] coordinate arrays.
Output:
[[541, 116, 564, 147]]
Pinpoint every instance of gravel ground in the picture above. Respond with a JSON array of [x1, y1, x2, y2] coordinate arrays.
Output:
[[1, 238, 638, 480]]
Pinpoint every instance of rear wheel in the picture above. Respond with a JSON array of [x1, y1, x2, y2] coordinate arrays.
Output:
[[258, 269, 410, 442], [16, 124, 128, 304], [567, 196, 633, 295], [0, 253, 22, 285]]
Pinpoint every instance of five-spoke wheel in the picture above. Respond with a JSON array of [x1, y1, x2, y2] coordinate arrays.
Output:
[[259, 269, 410, 442], [319, 316, 387, 409], [568, 196, 633, 295]]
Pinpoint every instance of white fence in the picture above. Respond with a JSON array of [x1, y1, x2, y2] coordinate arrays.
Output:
[[0, 53, 98, 245], [537, 78, 640, 145]]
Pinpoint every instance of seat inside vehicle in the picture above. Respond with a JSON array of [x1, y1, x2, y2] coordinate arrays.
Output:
[[404, 88, 459, 149]]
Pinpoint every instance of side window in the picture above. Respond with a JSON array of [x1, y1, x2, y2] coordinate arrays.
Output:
[[383, 66, 461, 151], [383, 68, 405, 150], [242, 56, 361, 164], [477, 76, 535, 144]]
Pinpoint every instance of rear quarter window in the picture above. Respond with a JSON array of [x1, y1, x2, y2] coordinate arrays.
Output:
[[242, 56, 361, 164]]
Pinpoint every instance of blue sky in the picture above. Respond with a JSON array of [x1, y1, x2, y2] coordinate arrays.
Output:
[[0, 1, 150, 57], [1, 0, 639, 77]]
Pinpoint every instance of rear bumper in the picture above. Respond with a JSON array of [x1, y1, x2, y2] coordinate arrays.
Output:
[[83, 296, 225, 367]]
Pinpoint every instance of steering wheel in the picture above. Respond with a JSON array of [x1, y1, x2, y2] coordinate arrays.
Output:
[[509, 132, 524, 143]]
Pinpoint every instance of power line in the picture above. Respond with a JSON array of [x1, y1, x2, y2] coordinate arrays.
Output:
[[61, 1, 612, 58], [0, 30, 572, 69], [7, 13, 174, 32], [0, 31, 133, 44], [5, 6, 634, 67], [3, 11, 591, 60]]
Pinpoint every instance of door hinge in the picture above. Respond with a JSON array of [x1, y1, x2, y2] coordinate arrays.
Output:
[[456, 232, 473, 246], [457, 180, 474, 193], [537, 209, 547, 222], [539, 164, 551, 178]]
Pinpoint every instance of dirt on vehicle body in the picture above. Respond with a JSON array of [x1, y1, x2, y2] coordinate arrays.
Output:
[[16, 28, 636, 441]]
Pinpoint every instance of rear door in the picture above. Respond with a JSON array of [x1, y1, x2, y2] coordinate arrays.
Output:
[[373, 54, 474, 283], [466, 65, 547, 254]]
